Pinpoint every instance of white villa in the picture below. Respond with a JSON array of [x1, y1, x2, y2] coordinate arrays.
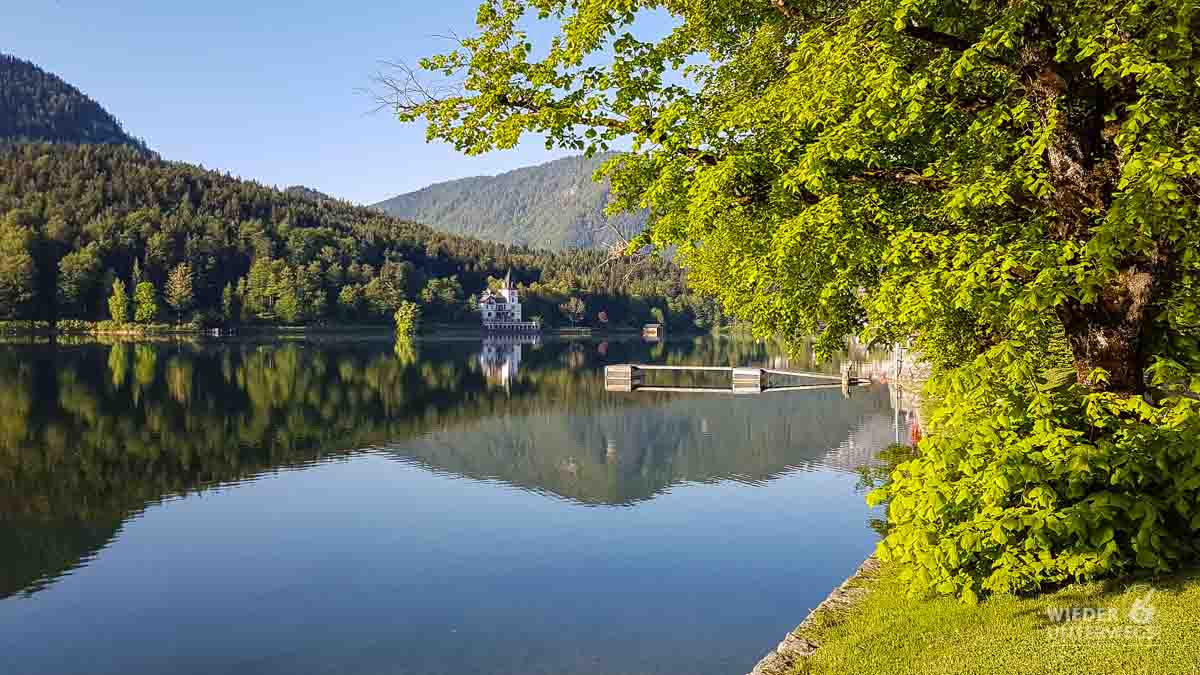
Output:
[[479, 271, 540, 332]]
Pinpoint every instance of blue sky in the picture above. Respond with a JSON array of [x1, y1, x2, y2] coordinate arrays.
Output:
[[2, 0, 642, 204]]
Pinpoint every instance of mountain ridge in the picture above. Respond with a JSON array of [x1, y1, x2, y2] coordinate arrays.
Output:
[[0, 53, 148, 150], [373, 154, 647, 250]]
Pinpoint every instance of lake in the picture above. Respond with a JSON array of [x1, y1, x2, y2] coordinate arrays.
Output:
[[0, 335, 911, 675]]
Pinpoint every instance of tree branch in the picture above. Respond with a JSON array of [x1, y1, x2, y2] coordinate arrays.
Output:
[[901, 26, 972, 52], [900, 26, 1018, 74], [678, 147, 719, 166], [769, 0, 802, 19], [370, 60, 456, 114], [494, 94, 632, 130], [832, 169, 948, 192]]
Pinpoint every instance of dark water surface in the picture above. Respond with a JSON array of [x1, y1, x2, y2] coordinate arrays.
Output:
[[0, 336, 909, 675]]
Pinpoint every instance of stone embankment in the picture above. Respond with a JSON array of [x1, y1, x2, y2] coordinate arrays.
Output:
[[747, 558, 882, 675]]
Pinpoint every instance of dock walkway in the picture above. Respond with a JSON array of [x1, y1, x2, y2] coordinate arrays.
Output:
[[604, 364, 869, 394]]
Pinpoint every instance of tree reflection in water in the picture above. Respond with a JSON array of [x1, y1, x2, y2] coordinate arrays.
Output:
[[0, 336, 905, 599]]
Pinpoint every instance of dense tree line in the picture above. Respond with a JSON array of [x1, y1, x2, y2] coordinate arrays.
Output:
[[0, 143, 720, 330], [0, 53, 147, 150]]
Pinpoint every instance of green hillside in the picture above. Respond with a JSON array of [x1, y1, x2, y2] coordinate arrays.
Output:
[[0, 143, 715, 330], [373, 154, 648, 250], [0, 55, 711, 331], [0, 53, 147, 150]]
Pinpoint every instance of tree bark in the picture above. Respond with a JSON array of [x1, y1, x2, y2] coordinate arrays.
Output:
[[1056, 268, 1155, 394], [1018, 14, 1152, 394]]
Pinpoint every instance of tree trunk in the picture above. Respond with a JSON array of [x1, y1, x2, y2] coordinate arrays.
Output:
[[1056, 268, 1155, 394], [1020, 20, 1154, 394]]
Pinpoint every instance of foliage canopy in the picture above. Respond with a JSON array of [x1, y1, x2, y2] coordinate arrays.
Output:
[[391, 0, 1200, 596]]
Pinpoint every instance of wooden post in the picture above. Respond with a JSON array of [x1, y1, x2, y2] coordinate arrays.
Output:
[[841, 362, 858, 387], [840, 362, 854, 398]]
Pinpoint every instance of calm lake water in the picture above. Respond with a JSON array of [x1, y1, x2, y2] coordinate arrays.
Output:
[[0, 336, 910, 675]]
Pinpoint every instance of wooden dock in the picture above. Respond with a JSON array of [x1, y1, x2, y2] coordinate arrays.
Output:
[[604, 364, 869, 394]]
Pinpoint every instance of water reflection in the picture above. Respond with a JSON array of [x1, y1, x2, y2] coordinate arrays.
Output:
[[0, 336, 907, 619], [478, 333, 540, 390]]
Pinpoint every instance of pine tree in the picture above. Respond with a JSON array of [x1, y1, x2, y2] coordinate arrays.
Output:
[[273, 267, 301, 323], [275, 290, 300, 324]]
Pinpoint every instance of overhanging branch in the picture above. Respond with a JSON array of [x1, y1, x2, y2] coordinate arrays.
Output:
[[844, 169, 947, 190], [900, 25, 1018, 75], [901, 26, 972, 52]]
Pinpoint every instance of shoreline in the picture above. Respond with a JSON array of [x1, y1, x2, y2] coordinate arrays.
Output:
[[0, 321, 690, 340], [749, 350, 929, 674], [748, 557, 883, 675]]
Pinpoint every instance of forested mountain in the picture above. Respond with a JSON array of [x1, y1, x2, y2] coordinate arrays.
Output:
[[284, 185, 336, 202], [0, 143, 719, 329], [373, 154, 648, 250], [0, 54, 147, 150]]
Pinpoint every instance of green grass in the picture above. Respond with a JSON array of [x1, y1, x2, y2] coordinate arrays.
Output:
[[793, 562, 1200, 675]]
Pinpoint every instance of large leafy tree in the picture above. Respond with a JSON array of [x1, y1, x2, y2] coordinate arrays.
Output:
[[56, 242, 102, 319], [108, 277, 130, 324], [0, 217, 36, 318], [165, 263, 194, 323], [389, 0, 1200, 595]]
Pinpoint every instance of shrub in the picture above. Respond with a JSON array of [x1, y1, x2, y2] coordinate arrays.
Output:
[[870, 346, 1200, 602], [0, 320, 52, 334]]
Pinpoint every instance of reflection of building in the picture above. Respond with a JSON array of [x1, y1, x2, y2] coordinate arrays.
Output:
[[479, 271, 539, 332], [479, 333, 541, 389]]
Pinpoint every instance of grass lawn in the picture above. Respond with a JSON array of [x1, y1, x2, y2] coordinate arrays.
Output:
[[792, 562, 1200, 675]]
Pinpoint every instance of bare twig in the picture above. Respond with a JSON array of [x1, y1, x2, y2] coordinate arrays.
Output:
[[369, 59, 461, 114]]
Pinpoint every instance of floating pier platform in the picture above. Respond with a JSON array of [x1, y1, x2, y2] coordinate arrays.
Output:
[[603, 364, 870, 394]]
